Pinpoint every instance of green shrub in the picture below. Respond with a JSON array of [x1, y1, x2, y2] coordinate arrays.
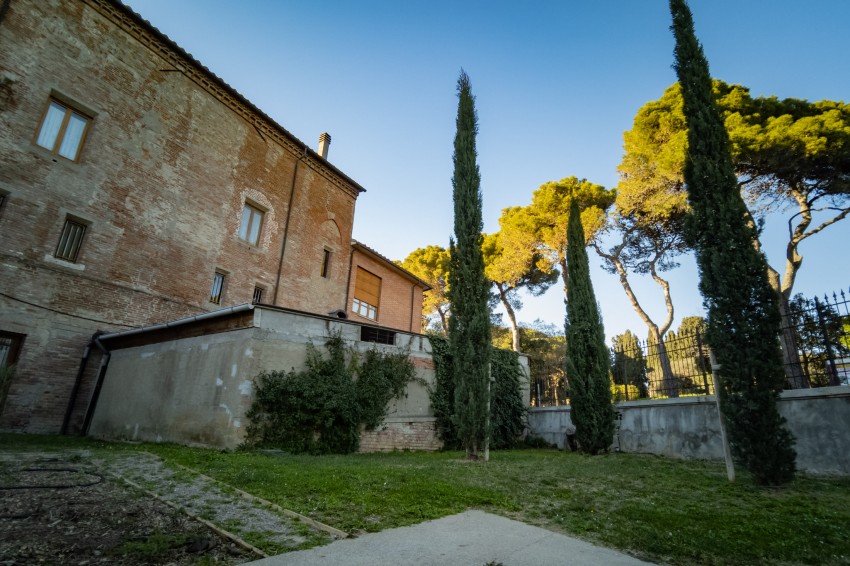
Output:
[[245, 333, 415, 454], [357, 346, 417, 430], [610, 383, 641, 403], [428, 335, 460, 449], [489, 349, 527, 449], [429, 336, 527, 450]]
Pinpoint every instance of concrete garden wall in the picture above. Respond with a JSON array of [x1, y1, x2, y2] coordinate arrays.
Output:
[[89, 308, 438, 450], [89, 306, 530, 452], [527, 386, 850, 476]]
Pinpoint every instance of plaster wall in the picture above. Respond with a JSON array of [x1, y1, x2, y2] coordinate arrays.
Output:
[[89, 309, 439, 449], [88, 328, 259, 447], [527, 386, 850, 476], [616, 396, 724, 460], [526, 406, 575, 449], [778, 387, 850, 475]]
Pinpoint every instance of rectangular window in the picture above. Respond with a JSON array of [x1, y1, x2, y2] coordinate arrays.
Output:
[[321, 249, 331, 278], [352, 298, 377, 320], [238, 203, 264, 246], [252, 286, 264, 304], [210, 272, 225, 305], [54, 217, 87, 262], [35, 99, 92, 161], [360, 326, 395, 345], [0, 331, 25, 369], [353, 267, 381, 321]]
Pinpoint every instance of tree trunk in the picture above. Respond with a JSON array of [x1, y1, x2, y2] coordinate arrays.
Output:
[[764, 264, 807, 388], [650, 327, 678, 398], [496, 284, 521, 352], [776, 294, 808, 389], [593, 243, 677, 397], [746, 188, 849, 388], [559, 257, 569, 303]]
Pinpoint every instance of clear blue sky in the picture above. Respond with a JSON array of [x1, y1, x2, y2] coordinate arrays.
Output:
[[124, 0, 850, 342]]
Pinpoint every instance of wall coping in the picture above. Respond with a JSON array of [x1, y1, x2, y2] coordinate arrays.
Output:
[[779, 385, 850, 401], [616, 395, 718, 409], [528, 405, 571, 413], [527, 385, 850, 413]]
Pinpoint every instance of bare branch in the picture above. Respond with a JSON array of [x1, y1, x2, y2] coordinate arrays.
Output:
[[799, 207, 850, 241]]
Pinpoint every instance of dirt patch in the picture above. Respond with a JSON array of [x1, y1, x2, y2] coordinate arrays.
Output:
[[0, 460, 248, 564], [0, 450, 331, 565]]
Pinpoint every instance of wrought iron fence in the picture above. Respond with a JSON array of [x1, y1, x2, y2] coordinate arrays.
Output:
[[609, 329, 713, 401], [529, 359, 568, 407], [527, 287, 849, 406], [782, 288, 850, 389]]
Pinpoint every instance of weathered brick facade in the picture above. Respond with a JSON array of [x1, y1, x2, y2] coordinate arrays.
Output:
[[0, 0, 370, 432], [347, 241, 429, 333], [359, 420, 442, 453]]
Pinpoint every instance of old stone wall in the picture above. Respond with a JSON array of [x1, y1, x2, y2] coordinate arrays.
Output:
[[0, 0, 360, 432]]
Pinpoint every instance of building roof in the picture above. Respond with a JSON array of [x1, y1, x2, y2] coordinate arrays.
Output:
[[92, 0, 365, 196], [351, 240, 432, 291]]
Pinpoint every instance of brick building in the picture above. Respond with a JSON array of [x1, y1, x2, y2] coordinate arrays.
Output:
[[0, 0, 426, 433], [347, 241, 430, 335]]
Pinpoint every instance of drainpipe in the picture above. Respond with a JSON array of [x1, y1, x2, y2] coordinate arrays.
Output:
[[409, 283, 416, 333], [343, 246, 356, 314], [81, 333, 113, 436], [273, 147, 306, 304], [61, 331, 100, 435]]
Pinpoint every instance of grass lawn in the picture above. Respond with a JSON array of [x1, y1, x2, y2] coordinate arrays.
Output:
[[3, 434, 849, 565]]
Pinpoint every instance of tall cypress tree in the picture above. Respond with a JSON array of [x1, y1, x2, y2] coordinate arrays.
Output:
[[447, 70, 491, 459], [669, 0, 795, 484], [565, 200, 615, 454]]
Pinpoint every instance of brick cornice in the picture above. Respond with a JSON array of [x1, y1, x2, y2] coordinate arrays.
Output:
[[80, 0, 365, 200]]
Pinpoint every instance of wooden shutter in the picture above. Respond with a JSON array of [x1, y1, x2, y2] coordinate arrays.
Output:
[[354, 267, 381, 307]]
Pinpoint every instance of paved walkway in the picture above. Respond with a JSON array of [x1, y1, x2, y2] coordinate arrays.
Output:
[[244, 510, 652, 566]]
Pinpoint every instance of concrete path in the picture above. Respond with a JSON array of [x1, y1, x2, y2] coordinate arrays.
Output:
[[243, 510, 652, 566]]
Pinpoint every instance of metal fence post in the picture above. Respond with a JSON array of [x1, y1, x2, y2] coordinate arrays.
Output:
[[622, 347, 630, 401], [814, 296, 840, 387], [695, 329, 711, 395]]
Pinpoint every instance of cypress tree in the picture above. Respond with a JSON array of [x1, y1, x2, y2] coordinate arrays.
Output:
[[565, 200, 615, 454], [669, 0, 795, 484], [447, 70, 491, 459]]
